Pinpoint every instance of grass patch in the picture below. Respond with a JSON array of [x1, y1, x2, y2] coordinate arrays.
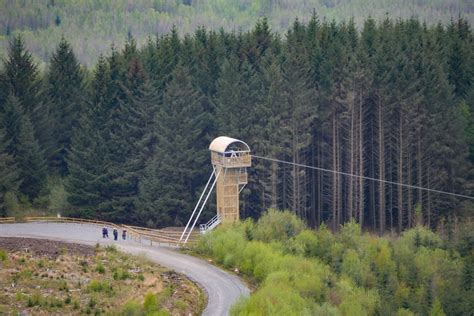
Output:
[[0, 249, 7, 262], [0, 242, 203, 315], [87, 280, 111, 293]]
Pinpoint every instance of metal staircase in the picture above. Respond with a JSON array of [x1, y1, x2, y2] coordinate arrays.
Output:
[[200, 214, 222, 234]]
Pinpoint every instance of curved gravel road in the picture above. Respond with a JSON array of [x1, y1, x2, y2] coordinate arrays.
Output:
[[0, 222, 249, 316]]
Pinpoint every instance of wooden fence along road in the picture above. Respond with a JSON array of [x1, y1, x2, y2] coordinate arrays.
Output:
[[0, 216, 199, 246]]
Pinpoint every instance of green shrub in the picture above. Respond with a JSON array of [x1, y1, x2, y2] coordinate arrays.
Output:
[[113, 268, 130, 280], [158, 286, 173, 304], [239, 282, 310, 315], [27, 292, 45, 307], [199, 209, 467, 315], [3, 191, 19, 213], [253, 209, 306, 243], [47, 178, 69, 212], [143, 292, 158, 314], [0, 249, 7, 262], [105, 245, 117, 253], [399, 226, 442, 250], [336, 277, 379, 316], [120, 300, 142, 316], [287, 230, 319, 257], [95, 263, 105, 274], [88, 280, 111, 293], [239, 241, 279, 281]]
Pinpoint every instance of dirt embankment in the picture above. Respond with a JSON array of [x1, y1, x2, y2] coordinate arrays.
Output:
[[0, 237, 205, 315], [0, 237, 95, 258]]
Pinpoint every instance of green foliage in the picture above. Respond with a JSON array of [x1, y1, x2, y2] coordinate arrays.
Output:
[[95, 263, 105, 274], [1, 1, 473, 66], [143, 292, 158, 314], [0, 14, 472, 234], [199, 213, 472, 315], [87, 280, 111, 293], [0, 249, 7, 261], [113, 268, 130, 281], [253, 209, 306, 243]]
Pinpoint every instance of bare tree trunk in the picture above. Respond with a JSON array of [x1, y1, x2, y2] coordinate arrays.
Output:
[[337, 123, 342, 226], [310, 141, 316, 226], [271, 160, 278, 209], [292, 127, 297, 214], [358, 94, 364, 227], [349, 100, 355, 220], [318, 130, 323, 227], [427, 166, 431, 227], [370, 131, 376, 230], [408, 150, 413, 228], [398, 113, 404, 232], [417, 133, 423, 218], [283, 164, 287, 209], [378, 99, 386, 233], [332, 111, 338, 230]]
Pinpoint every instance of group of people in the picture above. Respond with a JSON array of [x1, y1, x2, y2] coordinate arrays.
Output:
[[102, 226, 127, 241]]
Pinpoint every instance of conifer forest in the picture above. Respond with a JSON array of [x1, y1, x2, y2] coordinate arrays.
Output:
[[0, 14, 472, 235]]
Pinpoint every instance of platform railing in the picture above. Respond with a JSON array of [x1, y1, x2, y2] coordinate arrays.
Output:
[[199, 214, 222, 234]]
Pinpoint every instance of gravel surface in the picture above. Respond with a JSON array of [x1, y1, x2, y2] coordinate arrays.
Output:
[[0, 237, 95, 257], [0, 222, 250, 316]]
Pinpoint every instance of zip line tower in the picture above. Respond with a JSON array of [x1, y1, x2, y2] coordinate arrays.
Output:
[[180, 136, 251, 243]]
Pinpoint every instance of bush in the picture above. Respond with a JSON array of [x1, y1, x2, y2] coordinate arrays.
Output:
[[237, 282, 310, 315], [47, 178, 69, 212], [113, 268, 130, 280], [3, 191, 19, 213], [336, 277, 380, 316], [287, 229, 319, 257], [88, 280, 111, 293], [0, 249, 7, 262], [253, 209, 306, 243], [95, 263, 105, 274], [143, 292, 159, 314], [200, 210, 466, 315], [120, 301, 143, 316]]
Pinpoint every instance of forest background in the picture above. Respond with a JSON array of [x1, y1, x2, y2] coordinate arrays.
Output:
[[0, 0, 473, 235], [1, 0, 473, 67]]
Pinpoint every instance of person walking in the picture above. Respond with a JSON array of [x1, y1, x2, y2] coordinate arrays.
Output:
[[122, 229, 127, 240], [102, 226, 107, 238], [113, 228, 118, 241], [104, 226, 109, 238]]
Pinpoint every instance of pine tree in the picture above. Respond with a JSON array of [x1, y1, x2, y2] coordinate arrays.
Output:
[[1, 94, 47, 200], [138, 64, 211, 227], [1, 35, 47, 147], [66, 110, 108, 216], [280, 22, 317, 220], [0, 127, 20, 215], [46, 37, 85, 175], [99, 57, 159, 222], [66, 56, 111, 217]]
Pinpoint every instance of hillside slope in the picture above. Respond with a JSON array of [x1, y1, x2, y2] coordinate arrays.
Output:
[[1, 0, 473, 66]]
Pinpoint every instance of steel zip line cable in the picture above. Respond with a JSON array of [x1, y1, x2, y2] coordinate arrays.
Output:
[[252, 154, 474, 200]]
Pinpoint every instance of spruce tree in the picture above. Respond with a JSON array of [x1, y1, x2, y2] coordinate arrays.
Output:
[[138, 64, 211, 227], [46, 37, 85, 175], [1, 35, 47, 148], [1, 94, 47, 200], [0, 127, 20, 215], [66, 56, 111, 217], [100, 58, 159, 222], [16, 114, 48, 199]]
